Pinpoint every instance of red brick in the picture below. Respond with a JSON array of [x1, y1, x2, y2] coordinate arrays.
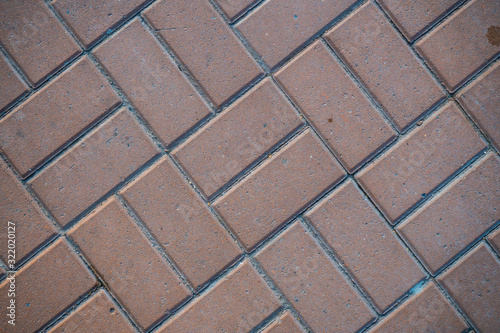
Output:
[[173, 78, 303, 197], [438, 243, 500, 332], [275, 41, 396, 172], [157, 260, 281, 332], [0, 0, 81, 86], [0, 56, 121, 178], [306, 180, 425, 311], [50, 290, 135, 333], [397, 152, 500, 273], [94, 19, 211, 147], [378, 0, 461, 40], [214, 0, 258, 20], [120, 157, 241, 289], [262, 311, 305, 333], [143, 0, 262, 107], [68, 198, 190, 330], [236, 0, 356, 68], [456, 61, 500, 150], [415, 0, 500, 91], [256, 221, 374, 332], [369, 282, 468, 333], [0, 53, 28, 112], [357, 102, 486, 222], [53, 0, 150, 48], [488, 228, 500, 255], [0, 159, 57, 266], [325, 2, 445, 131], [29, 108, 159, 226], [214, 129, 345, 250], [0, 238, 97, 332]]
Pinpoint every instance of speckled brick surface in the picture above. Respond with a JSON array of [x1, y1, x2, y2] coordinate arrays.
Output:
[[0, 0, 498, 332]]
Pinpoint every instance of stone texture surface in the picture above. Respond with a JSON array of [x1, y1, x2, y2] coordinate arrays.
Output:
[[325, 2, 445, 131], [438, 243, 500, 332], [173, 78, 303, 197], [398, 152, 500, 273], [0, 56, 121, 178], [415, 0, 500, 91], [488, 228, 500, 255], [256, 221, 375, 332], [214, 0, 259, 20], [0, 53, 28, 113], [143, 0, 262, 106], [262, 311, 305, 333], [0, 0, 81, 86], [357, 102, 486, 222], [68, 198, 190, 330]]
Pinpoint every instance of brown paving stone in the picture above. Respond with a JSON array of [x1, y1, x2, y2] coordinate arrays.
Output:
[[368, 282, 468, 333], [0, 238, 97, 332], [488, 228, 500, 255], [262, 311, 305, 333], [214, 0, 259, 20], [143, 0, 262, 107], [0, 56, 121, 178], [0, 159, 57, 266], [120, 156, 241, 289], [398, 152, 500, 273], [415, 0, 500, 91], [378, 0, 461, 40], [53, 0, 150, 48], [0, 0, 81, 86], [68, 198, 190, 330], [50, 290, 135, 333], [29, 108, 159, 226], [173, 78, 303, 197], [236, 0, 356, 68], [306, 180, 425, 312], [325, 2, 445, 131], [275, 40, 396, 172], [256, 221, 375, 332], [357, 102, 486, 222], [0, 53, 28, 113], [94, 19, 211, 147], [214, 129, 345, 250], [456, 61, 500, 150], [157, 260, 281, 333], [438, 243, 500, 332]]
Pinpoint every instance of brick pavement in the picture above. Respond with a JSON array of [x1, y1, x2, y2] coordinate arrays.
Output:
[[0, 0, 498, 332]]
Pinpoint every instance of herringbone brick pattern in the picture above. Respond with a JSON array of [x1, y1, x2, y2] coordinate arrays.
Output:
[[0, 0, 498, 332]]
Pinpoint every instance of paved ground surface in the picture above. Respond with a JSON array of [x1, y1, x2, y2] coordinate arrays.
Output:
[[0, 0, 499, 332]]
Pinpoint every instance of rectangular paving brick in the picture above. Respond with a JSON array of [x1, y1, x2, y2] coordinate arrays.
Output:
[[0, 56, 121, 178], [143, 0, 262, 107], [398, 152, 500, 273], [262, 311, 305, 333], [236, 0, 356, 68], [256, 221, 375, 332], [30, 108, 159, 226], [438, 243, 500, 332], [357, 102, 486, 222], [457, 61, 500, 150], [0, 159, 57, 266], [214, 129, 345, 250], [0, 238, 97, 332], [173, 78, 303, 197], [0, 0, 81, 86], [214, 0, 259, 20], [53, 0, 150, 48], [306, 180, 426, 312], [368, 282, 468, 333], [0, 53, 28, 113], [157, 260, 281, 332], [120, 157, 241, 289], [416, 0, 500, 91], [68, 198, 190, 330], [94, 19, 211, 147], [378, 0, 461, 40], [50, 289, 135, 333], [325, 2, 445, 131], [487, 228, 500, 255], [275, 41, 396, 172]]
